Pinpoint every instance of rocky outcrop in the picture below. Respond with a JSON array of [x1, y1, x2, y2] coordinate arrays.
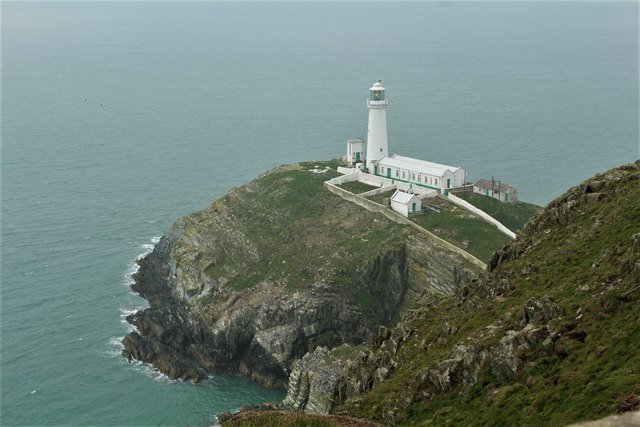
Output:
[[567, 411, 640, 427], [489, 160, 640, 273], [420, 343, 489, 392], [283, 346, 347, 414], [283, 323, 415, 413], [121, 163, 481, 386]]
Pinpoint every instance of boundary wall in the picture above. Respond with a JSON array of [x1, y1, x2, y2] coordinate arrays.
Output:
[[324, 182, 487, 270], [446, 193, 516, 240], [330, 170, 439, 197]]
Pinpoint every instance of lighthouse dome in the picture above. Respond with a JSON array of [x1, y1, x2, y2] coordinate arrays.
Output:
[[370, 80, 385, 91]]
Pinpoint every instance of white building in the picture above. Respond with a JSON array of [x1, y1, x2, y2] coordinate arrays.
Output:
[[390, 190, 421, 217], [346, 139, 365, 165], [473, 179, 518, 203], [377, 154, 466, 194], [365, 80, 388, 171]]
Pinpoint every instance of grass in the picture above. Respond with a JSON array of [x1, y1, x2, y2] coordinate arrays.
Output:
[[409, 201, 512, 262], [183, 159, 415, 323], [339, 181, 379, 194], [221, 411, 380, 427], [453, 191, 541, 231]]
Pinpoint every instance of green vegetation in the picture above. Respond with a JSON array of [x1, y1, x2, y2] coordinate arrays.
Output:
[[221, 163, 640, 427], [334, 163, 640, 426], [453, 190, 541, 231], [221, 411, 379, 427], [195, 160, 413, 299], [409, 201, 512, 262], [339, 181, 378, 194]]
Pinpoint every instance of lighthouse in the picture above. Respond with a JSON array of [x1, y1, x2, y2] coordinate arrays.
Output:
[[365, 80, 389, 172]]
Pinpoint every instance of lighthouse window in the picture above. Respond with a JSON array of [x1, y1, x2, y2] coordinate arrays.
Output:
[[395, 170, 399, 177], [370, 90, 385, 101], [402, 172, 406, 179], [435, 179, 439, 186]]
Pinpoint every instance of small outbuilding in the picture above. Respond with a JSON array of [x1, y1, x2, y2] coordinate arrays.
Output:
[[346, 139, 365, 166], [390, 190, 421, 218], [473, 179, 518, 203]]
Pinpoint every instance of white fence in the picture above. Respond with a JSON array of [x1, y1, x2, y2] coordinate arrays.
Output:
[[446, 193, 516, 240], [328, 170, 394, 188]]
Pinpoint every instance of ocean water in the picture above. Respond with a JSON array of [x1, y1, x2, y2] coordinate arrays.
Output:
[[1, 2, 637, 425]]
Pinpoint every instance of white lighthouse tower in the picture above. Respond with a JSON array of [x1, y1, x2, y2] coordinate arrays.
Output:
[[365, 80, 389, 173]]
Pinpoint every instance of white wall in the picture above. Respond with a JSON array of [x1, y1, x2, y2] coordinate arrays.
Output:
[[377, 162, 466, 192], [328, 170, 392, 187], [390, 199, 409, 217], [390, 195, 421, 218], [447, 193, 516, 239], [366, 108, 388, 169]]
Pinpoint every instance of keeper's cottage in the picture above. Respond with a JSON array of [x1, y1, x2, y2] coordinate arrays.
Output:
[[345, 81, 466, 194]]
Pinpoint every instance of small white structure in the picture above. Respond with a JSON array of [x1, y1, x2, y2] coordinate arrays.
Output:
[[346, 139, 365, 165], [473, 179, 518, 203], [377, 154, 466, 194], [390, 190, 421, 218], [365, 80, 389, 171]]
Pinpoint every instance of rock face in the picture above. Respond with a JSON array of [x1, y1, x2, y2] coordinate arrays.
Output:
[[284, 295, 560, 414], [282, 161, 640, 424], [121, 162, 481, 386]]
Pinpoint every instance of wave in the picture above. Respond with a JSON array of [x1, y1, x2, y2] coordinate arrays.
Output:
[[110, 236, 164, 375], [122, 236, 162, 288], [106, 336, 125, 357], [119, 306, 146, 333], [105, 336, 175, 382]]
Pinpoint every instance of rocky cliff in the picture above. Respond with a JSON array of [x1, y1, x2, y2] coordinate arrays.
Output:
[[121, 161, 481, 387], [275, 161, 640, 425]]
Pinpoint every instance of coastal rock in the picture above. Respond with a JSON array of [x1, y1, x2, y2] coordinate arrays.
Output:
[[422, 344, 489, 392], [121, 164, 481, 385], [283, 346, 346, 415]]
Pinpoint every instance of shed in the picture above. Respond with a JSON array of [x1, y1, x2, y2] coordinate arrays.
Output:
[[390, 190, 421, 218], [346, 139, 365, 165], [473, 179, 518, 203]]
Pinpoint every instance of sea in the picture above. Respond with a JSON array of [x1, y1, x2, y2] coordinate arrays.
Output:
[[1, 2, 637, 426]]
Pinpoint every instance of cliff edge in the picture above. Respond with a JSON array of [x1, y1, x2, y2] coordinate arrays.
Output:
[[121, 160, 482, 387]]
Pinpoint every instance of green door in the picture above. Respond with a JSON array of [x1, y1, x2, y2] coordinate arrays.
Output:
[[505, 192, 509, 202], [387, 168, 392, 178], [356, 152, 361, 162], [412, 202, 416, 212], [446, 179, 451, 188]]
